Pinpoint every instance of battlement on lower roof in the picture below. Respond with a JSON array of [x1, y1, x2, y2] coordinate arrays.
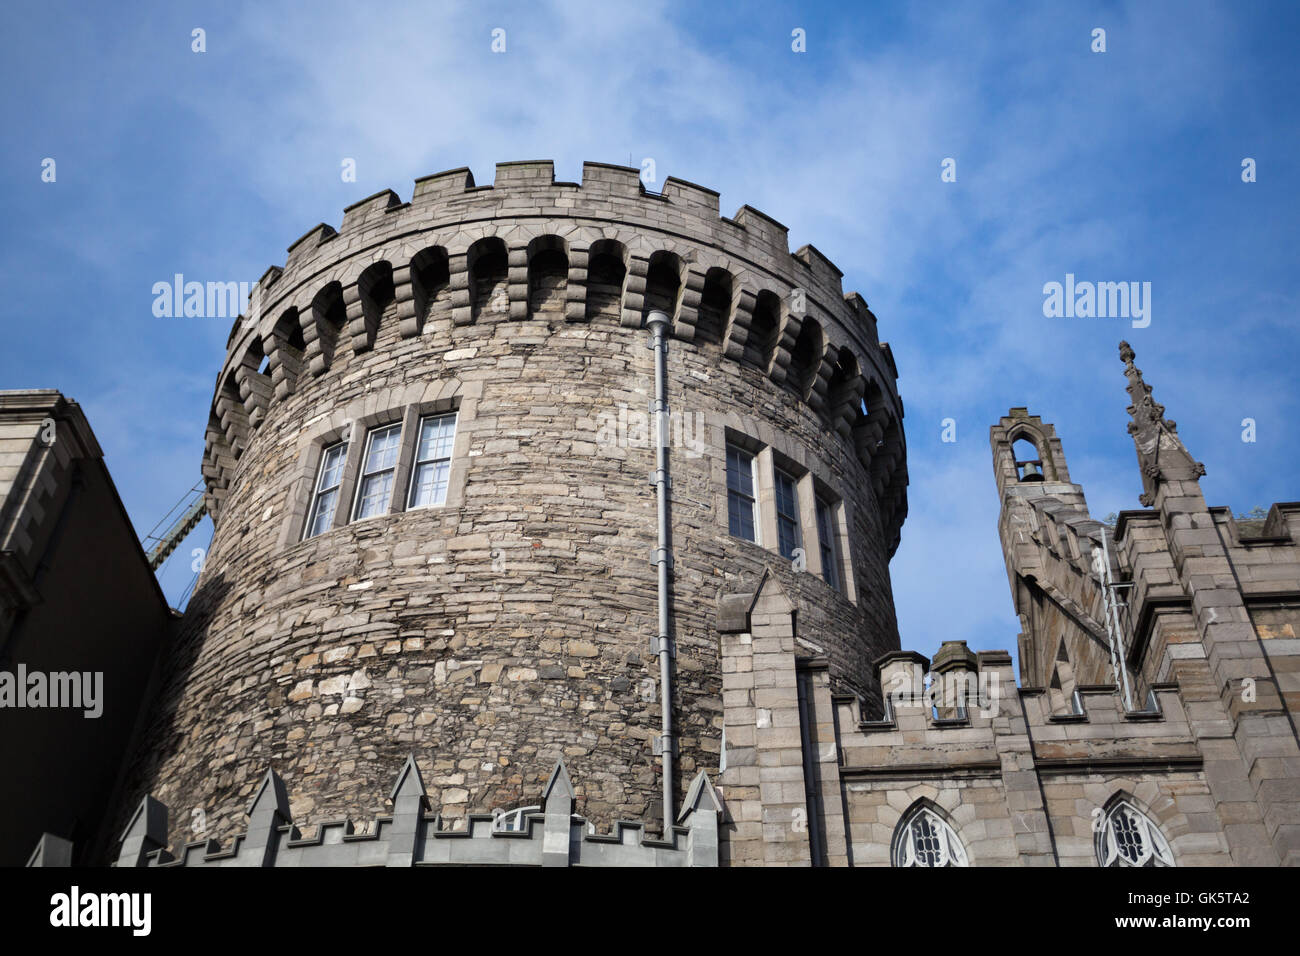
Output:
[[28, 758, 723, 869]]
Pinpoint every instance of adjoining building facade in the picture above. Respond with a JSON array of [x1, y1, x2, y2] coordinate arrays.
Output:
[[5, 162, 1298, 867], [0, 392, 174, 866]]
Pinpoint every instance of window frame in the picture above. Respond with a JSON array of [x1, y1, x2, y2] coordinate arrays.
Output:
[[406, 411, 459, 511], [773, 466, 802, 560], [726, 443, 759, 543], [280, 385, 478, 552], [303, 439, 349, 539], [892, 805, 969, 867], [351, 422, 404, 521], [815, 493, 840, 590], [1096, 800, 1174, 867]]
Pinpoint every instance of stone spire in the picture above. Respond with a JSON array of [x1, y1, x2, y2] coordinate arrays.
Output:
[[1119, 341, 1205, 507]]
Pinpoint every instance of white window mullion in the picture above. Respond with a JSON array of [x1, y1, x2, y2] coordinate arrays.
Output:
[[1098, 801, 1174, 868], [893, 806, 969, 867]]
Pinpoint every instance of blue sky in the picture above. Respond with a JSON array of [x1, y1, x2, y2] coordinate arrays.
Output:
[[2, 1, 1296, 670]]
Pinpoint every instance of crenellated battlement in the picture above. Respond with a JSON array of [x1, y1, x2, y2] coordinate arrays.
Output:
[[144, 162, 912, 865], [29, 758, 722, 868], [838, 643, 1194, 756], [257, 161, 854, 308], [202, 161, 908, 547], [239, 159, 877, 345]]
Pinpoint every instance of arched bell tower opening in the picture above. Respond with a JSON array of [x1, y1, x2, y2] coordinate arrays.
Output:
[[1012, 437, 1045, 482]]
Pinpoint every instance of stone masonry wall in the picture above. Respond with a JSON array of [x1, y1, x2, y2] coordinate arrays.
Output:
[[109, 161, 908, 858]]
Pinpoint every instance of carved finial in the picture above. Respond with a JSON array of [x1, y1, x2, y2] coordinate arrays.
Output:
[[1121, 340, 1170, 432], [1119, 341, 1205, 504]]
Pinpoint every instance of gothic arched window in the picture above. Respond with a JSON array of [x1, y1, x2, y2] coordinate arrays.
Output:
[[892, 804, 969, 867], [1096, 799, 1174, 867]]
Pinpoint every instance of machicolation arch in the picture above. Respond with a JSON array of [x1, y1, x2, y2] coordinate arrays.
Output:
[[204, 161, 908, 546]]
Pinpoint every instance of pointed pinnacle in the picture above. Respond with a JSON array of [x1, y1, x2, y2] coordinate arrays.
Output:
[[543, 760, 575, 802], [246, 767, 291, 820], [390, 753, 427, 801]]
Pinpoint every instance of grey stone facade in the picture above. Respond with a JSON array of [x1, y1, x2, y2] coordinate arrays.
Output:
[[12, 165, 1299, 868], [704, 345, 1298, 866], [0, 392, 174, 865], [107, 161, 907, 858], [98, 759, 722, 868]]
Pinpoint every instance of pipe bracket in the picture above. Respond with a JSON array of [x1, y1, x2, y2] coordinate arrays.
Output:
[[652, 735, 678, 757], [649, 636, 676, 658]]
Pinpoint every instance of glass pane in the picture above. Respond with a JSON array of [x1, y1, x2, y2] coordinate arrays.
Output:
[[817, 498, 838, 588], [775, 471, 800, 558], [410, 460, 451, 509], [365, 425, 402, 474], [726, 446, 754, 497], [913, 815, 942, 866], [319, 442, 348, 491], [355, 471, 394, 519], [308, 487, 338, 537], [775, 471, 798, 520], [728, 490, 755, 541], [821, 543, 838, 587], [418, 414, 457, 462], [1112, 808, 1144, 864], [778, 517, 798, 558]]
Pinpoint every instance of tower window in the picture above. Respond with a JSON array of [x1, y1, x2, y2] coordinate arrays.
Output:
[[816, 495, 840, 590], [726, 445, 757, 542], [304, 440, 348, 538], [774, 468, 801, 559], [408, 413, 458, 509], [352, 423, 403, 519]]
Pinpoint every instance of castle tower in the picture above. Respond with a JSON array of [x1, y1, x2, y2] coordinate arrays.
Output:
[[111, 161, 909, 855]]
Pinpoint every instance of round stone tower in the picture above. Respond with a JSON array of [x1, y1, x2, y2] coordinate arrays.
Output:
[[119, 160, 908, 850]]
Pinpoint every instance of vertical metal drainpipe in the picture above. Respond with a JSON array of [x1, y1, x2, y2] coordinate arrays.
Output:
[[646, 309, 675, 831]]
